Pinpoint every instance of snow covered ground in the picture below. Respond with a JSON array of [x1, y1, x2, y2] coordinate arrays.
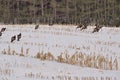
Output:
[[0, 24, 120, 80]]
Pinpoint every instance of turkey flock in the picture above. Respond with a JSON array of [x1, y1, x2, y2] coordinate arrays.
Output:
[[0, 27, 22, 43], [0, 24, 102, 43], [76, 23, 103, 33]]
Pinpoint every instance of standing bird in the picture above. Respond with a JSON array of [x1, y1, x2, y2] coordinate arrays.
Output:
[[11, 35, 16, 43], [76, 23, 83, 29], [49, 22, 53, 26], [1, 28, 6, 32], [35, 24, 39, 30], [0, 32, 2, 36], [81, 23, 88, 30], [17, 33, 22, 41], [92, 24, 102, 33]]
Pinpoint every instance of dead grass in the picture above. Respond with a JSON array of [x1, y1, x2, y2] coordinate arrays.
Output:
[[1, 47, 119, 71]]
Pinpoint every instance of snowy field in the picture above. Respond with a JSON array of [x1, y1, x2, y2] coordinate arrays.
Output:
[[0, 24, 120, 80]]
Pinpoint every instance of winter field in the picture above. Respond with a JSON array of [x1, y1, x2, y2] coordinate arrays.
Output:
[[0, 24, 120, 80]]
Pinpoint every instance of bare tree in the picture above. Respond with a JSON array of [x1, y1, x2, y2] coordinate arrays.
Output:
[[74, 0, 77, 25], [52, 0, 57, 22], [66, 0, 69, 24]]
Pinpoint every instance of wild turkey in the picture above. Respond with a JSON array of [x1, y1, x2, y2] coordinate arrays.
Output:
[[92, 24, 102, 33], [49, 22, 53, 26], [81, 23, 88, 30], [35, 24, 39, 30], [0, 32, 2, 36], [1, 28, 6, 32], [11, 35, 16, 42], [17, 33, 22, 41], [76, 23, 83, 29]]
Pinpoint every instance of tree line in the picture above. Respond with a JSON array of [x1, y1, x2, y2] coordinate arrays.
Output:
[[0, 0, 119, 26]]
